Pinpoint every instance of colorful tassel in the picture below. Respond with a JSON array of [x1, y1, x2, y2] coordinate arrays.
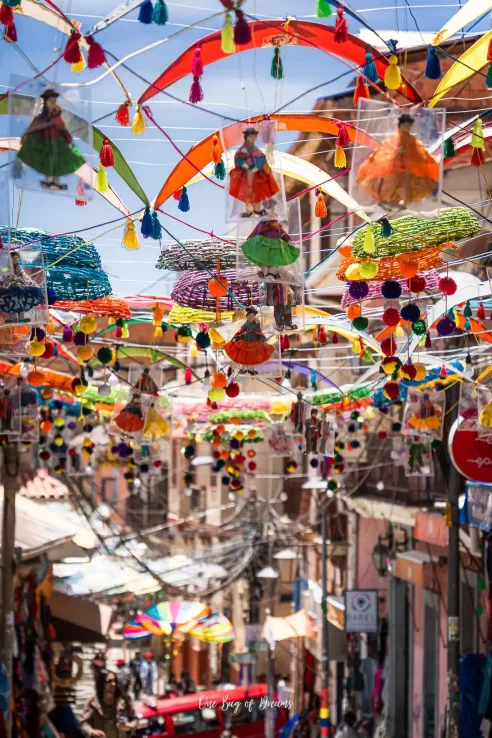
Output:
[[4, 0, 22, 7], [132, 104, 146, 135], [425, 331, 431, 349], [384, 55, 401, 90], [315, 0, 332, 17], [189, 76, 203, 104], [116, 102, 130, 127], [96, 163, 108, 193], [363, 224, 375, 254], [380, 218, 393, 238], [64, 30, 82, 64], [471, 147, 485, 167], [213, 158, 226, 180], [315, 192, 327, 218], [192, 46, 203, 77], [141, 207, 153, 238], [121, 323, 130, 339], [0, 3, 13, 26], [332, 332, 339, 344], [271, 47, 283, 79], [310, 368, 318, 390], [443, 137, 455, 159], [354, 76, 370, 105], [212, 134, 223, 164], [86, 36, 106, 68], [151, 209, 162, 240], [233, 9, 251, 45], [336, 122, 350, 147], [334, 5, 348, 43], [173, 189, 182, 201], [63, 325, 73, 342], [363, 50, 378, 83], [138, 0, 153, 24], [178, 186, 190, 212], [477, 301, 486, 320], [425, 46, 441, 79], [471, 118, 485, 149], [184, 366, 192, 384], [100, 139, 114, 167], [4, 19, 15, 40], [221, 12, 236, 54], [280, 334, 290, 351], [71, 53, 86, 74], [152, 0, 168, 25], [440, 364, 447, 378], [334, 145, 346, 168], [123, 220, 139, 250], [318, 326, 328, 344], [486, 65, 492, 90]]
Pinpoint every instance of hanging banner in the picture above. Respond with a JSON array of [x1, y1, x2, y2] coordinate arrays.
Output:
[[344, 590, 378, 634], [459, 481, 492, 532], [449, 420, 492, 484]]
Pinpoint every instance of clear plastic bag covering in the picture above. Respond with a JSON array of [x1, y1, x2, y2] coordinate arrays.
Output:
[[404, 436, 434, 477], [224, 307, 281, 379], [0, 379, 20, 435], [267, 422, 294, 457], [66, 441, 95, 477], [459, 381, 479, 431], [10, 383, 38, 441], [402, 388, 445, 439], [349, 99, 445, 217], [477, 385, 492, 437], [224, 119, 287, 223], [128, 364, 163, 395], [109, 387, 145, 439], [0, 246, 48, 327], [9, 79, 93, 200], [141, 395, 171, 444]]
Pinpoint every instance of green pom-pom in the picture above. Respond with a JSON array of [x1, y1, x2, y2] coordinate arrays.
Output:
[[213, 158, 226, 180], [487, 63, 492, 89], [380, 218, 393, 238], [412, 319, 427, 336], [97, 346, 113, 365], [328, 479, 338, 491], [443, 137, 455, 159], [352, 316, 369, 331], [430, 439, 441, 450]]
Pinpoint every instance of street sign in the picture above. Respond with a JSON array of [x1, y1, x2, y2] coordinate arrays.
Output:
[[344, 590, 378, 633], [229, 651, 256, 665], [460, 481, 492, 532], [449, 420, 492, 484]]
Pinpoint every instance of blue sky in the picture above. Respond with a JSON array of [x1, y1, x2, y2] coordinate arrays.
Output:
[[1, 0, 489, 296]]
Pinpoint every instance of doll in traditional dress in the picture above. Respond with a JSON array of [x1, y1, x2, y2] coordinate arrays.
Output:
[[356, 113, 440, 209], [290, 392, 304, 433], [229, 127, 280, 218], [264, 282, 298, 331], [305, 408, 322, 454], [114, 394, 145, 434], [408, 393, 441, 432], [135, 367, 159, 395], [0, 253, 45, 322], [16, 88, 85, 191], [224, 307, 274, 372], [241, 220, 299, 274]]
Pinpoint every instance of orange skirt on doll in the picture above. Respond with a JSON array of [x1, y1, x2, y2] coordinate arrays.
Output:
[[224, 339, 274, 366], [357, 131, 440, 205], [229, 165, 279, 204]]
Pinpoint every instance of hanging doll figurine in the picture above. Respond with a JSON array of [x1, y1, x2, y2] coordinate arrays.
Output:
[[241, 220, 299, 276], [265, 282, 298, 331], [356, 113, 440, 209], [0, 253, 45, 322], [229, 127, 280, 217], [224, 307, 274, 373], [305, 408, 322, 454], [135, 367, 158, 395], [290, 392, 305, 433], [408, 393, 441, 432], [16, 88, 85, 191], [143, 403, 170, 442], [114, 394, 145, 434]]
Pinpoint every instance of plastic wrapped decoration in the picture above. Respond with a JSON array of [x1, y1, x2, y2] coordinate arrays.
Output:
[[224, 306, 279, 378], [477, 386, 492, 437], [112, 392, 146, 437], [458, 381, 479, 432], [224, 120, 287, 223], [267, 422, 294, 457], [402, 388, 445, 439], [9, 81, 93, 199], [0, 248, 48, 326], [141, 395, 171, 443], [66, 442, 95, 477], [10, 382, 38, 441], [404, 436, 434, 477], [260, 283, 304, 334], [349, 99, 445, 216], [128, 365, 162, 396]]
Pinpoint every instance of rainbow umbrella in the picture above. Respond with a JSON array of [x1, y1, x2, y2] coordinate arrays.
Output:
[[145, 600, 209, 632], [135, 612, 172, 636], [189, 613, 235, 644], [123, 621, 152, 641]]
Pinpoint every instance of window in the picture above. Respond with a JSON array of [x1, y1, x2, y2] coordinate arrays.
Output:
[[201, 707, 220, 730], [135, 717, 167, 738], [226, 701, 252, 726], [172, 711, 201, 735]]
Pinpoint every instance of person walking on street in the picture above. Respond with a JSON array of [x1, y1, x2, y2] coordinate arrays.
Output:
[[116, 660, 132, 695], [80, 670, 136, 738], [178, 671, 196, 695], [129, 652, 143, 701], [334, 712, 359, 738], [140, 652, 158, 696]]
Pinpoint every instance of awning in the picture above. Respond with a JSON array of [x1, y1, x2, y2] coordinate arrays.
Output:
[[262, 610, 315, 642], [302, 581, 348, 662], [50, 590, 112, 643], [341, 497, 420, 528]]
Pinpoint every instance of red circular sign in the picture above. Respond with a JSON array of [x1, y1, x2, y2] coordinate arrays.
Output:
[[450, 423, 492, 483]]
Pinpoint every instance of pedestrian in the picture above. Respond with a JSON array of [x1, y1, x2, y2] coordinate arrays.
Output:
[[178, 671, 196, 695], [91, 652, 106, 685], [116, 660, 132, 695], [164, 672, 179, 698], [334, 711, 358, 738], [129, 652, 143, 701], [140, 652, 158, 696], [80, 669, 136, 738]]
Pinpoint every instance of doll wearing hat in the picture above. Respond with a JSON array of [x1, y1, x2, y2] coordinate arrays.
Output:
[[356, 113, 440, 209], [16, 88, 86, 191], [224, 307, 274, 370], [229, 126, 280, 217]]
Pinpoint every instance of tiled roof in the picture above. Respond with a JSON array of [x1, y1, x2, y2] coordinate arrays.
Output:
[[18, 469, 69, 500]]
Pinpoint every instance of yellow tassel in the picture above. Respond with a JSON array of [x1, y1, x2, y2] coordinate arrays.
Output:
[[121, 323, 129, 339], [334, 144, 346, 168], [384, 55, 402, 90], [154, 326, 163, 338], [108, 317, 116, 326], [122, 219, 140, 250], [132, 104, 146, 135], [221, 12, 236, 54], [96, 163, 108, 193], [71, 53, 86, 74], [363, 224, 375, 254], [46, 317, 55, 334]]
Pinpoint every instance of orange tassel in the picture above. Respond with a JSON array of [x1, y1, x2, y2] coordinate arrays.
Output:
[[115, 102, 130, 127], [315, 192, 327, 218], [471, 147, 485, 167], [354, 75, 370, 105], [211, 134, 223, 164]]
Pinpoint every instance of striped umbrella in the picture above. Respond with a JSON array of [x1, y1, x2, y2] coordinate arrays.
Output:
[[123, 621, 152, 641], [144, 600, 209, 632], [189, 613, 235, 644]]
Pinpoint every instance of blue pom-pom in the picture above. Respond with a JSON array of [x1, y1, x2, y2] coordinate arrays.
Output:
[[363, 51, 378, 83], [221, 476, 230, 485], [216, 459, 225, 469], [141, 206, 153, 238], [381, 280, 402, 300], [151, 209, 162, 240], [400, 303, 420, 323], [392, 422, 402, 432], [140, 463, 150, 473], [425, 46, 441, 80], [138, 0, 154, 24], [196, 330, 211, 349], [178, 186, 190, 213], [351, 440, 360, 448], [47, 288, 57, 305]]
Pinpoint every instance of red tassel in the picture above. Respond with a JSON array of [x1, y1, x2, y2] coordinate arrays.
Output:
[[173, 188, 183, 201], [189, 76, 204, 104], [100, 139, 115, 167], [184, 366, 192, 384], [0, 4, 13, 26], [192, 47, 203, 77], [86, 36, 106, 68], [318, 326, 328, 344], [334, 6, 348, 43], [64, 30, 82, 64], [115, 102, 130, 127], [425, 331, 431, 349], [477, 301, 486, 320], [440, 363, 447, 378], [4, 19, 16, 41], [115, 326, 123, 339], [332, 332, 339, 344], [354, 76, 370, 105], [488, 36, 492, 63], [280, 334, 290, 351], [336, 122, 350, 147], [233, 9, 251, 45], [471, 147, 485, 167]]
